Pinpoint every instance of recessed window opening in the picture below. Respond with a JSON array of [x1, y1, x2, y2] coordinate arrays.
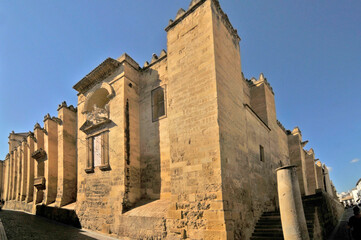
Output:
[[151, 86, 166, 121], [93, 134, 102, 167], [260, 145, 264, 162], [86, 131, 109, 172]]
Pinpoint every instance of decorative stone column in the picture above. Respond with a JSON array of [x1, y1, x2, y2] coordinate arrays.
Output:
[[276, 165, 309, 240]]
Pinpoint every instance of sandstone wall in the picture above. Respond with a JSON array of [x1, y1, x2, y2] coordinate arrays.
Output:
[[25, 133, 35, 203], [304, 150, 317, 195], [76, 65, 127, 234], [209, 1, 291, 238], [166, 1, 225, 238], [56, 104, 77, 207], [288, 130, 308, 195], [0, 161, 4, 200], [3, 157, 9, 201], [43, 117, 59, 205], [122, 60, 141, 207], [139, 57, 170, 200]]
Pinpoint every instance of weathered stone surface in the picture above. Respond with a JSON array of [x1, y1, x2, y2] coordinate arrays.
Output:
[[0, 1, 343, 240]]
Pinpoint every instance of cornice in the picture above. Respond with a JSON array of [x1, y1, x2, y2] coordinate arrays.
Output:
[[73, 58, 122, 94]]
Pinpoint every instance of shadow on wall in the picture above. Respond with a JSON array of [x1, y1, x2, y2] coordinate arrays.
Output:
[[0, 209, 99, 240], [139, 68, 163, 205], [35, 204, 81, 228]]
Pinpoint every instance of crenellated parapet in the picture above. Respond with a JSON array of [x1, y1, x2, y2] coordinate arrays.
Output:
[[57, 101, 77, 112], [247, 73, 274, 95], [43, 113, 62, 125], [276, 120, 287, 134], [143, 49, 167, 69], [34, 123, 47, 134], [27, 131, 36, 142], [166, 0, 241, 43]]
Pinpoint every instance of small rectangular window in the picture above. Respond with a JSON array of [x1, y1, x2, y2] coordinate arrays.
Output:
[[151, 86, 166, 121], [260, 145, 264, 162]]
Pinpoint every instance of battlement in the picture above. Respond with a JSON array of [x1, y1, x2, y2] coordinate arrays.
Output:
[[247, 73, 275, 95], [142, 49, 167, 69], [165, 0, 240, 42]]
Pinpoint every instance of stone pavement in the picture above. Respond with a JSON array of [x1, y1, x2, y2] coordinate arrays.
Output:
[[328, 208, 354, 240], [0, 210, 119, 240]]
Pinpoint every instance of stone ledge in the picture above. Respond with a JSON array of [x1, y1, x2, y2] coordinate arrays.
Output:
[[73, 58, 122, 94]]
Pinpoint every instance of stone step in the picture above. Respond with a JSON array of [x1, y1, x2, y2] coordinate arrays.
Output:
[[253, 232, 284, 237], [262, 212, 280, 216], [250, 236, 284, 240], [254, 228, 283, 233], [251, 208, 315, 240]]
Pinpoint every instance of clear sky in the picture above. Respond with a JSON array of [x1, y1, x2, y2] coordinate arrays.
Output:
[[0, 0, 360, 193]]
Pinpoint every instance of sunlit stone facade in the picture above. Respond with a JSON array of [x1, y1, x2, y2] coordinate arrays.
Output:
[[0, 0, 342, 239]]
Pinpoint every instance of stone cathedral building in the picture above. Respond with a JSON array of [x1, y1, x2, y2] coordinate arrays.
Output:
[[0, 0, 342, 239]]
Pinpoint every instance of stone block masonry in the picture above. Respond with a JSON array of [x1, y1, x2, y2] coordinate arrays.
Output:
[[0, 0, 342, 239]]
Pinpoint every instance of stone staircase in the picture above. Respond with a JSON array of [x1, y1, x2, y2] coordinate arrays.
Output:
[[250, 207, 316, 240]]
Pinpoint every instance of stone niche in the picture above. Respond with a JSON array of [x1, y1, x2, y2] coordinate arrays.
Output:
[[80, 85, 114, 173]]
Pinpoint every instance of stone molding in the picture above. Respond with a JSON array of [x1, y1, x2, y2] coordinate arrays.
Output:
[[73, 58, 122, 94], [31, 148, 47, 161], [34, 176, 46, 190], [80, 118, 111, 135]]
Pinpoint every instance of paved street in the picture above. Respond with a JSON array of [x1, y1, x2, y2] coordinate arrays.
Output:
[[0, 210, 119, 240], [328, 208, 354, 240]]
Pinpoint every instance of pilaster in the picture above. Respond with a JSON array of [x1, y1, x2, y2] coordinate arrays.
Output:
[[288, 127, 308, 196], [19, 139, 28, 201], [33, 123, 45, 205], [3, 155, 10, 201], [8, 152, 14, 200], [25, 132, 35, 203], [0, 161, 4, 200], [16, 145, 23, 201], [43, 114, 59, 205], [55, 102, 77, 207], [12, 149, 18, 200]]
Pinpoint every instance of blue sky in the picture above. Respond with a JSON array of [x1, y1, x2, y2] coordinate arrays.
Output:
[[0, 0, 360, 193]]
